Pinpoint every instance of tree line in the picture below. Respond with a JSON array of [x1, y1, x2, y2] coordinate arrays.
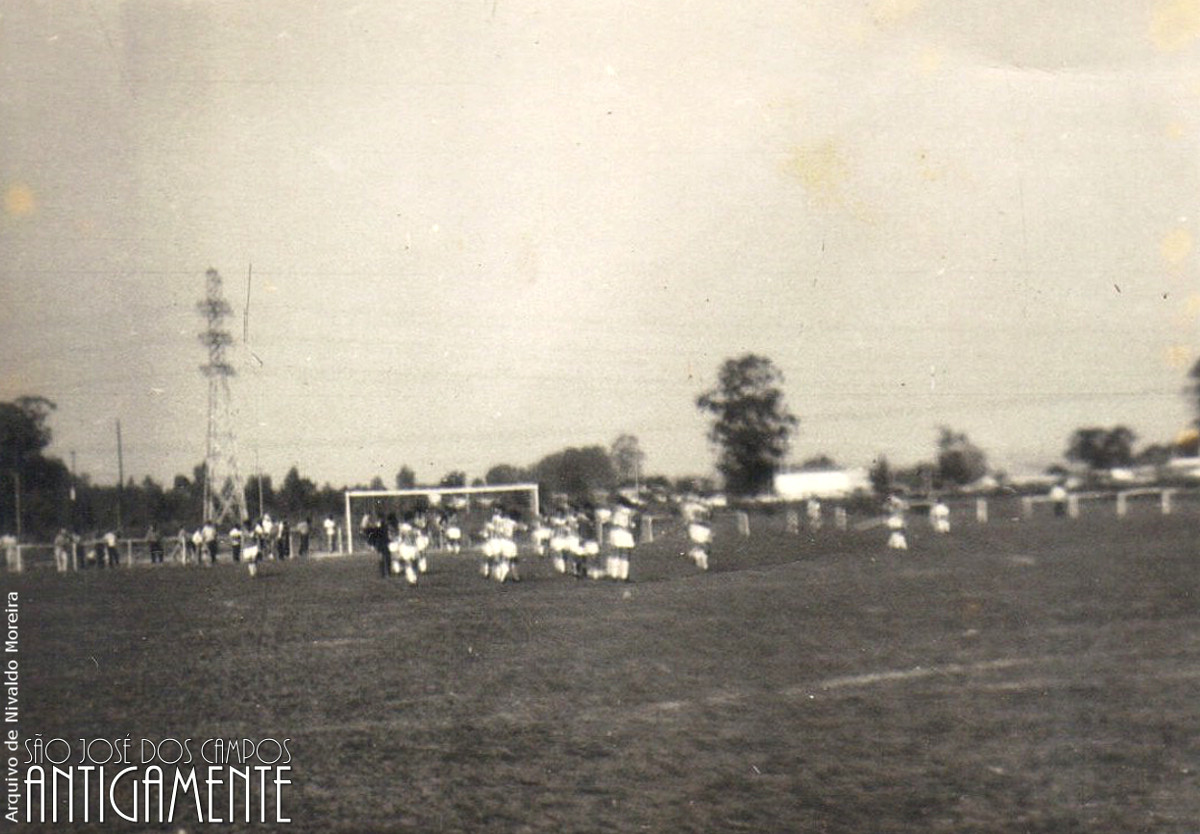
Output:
[[3, 352, 1198, 539], [0, 396, 691, 541]]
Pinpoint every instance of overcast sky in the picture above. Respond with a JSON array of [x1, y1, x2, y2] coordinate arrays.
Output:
[[3, 0, 1200, 488]]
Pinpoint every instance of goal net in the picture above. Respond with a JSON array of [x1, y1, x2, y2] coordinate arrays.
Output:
[[343, 483, 540, 554]]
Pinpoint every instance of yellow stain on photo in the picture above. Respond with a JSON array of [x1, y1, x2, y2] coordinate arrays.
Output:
[[1150, 0, 1200, 52], [3, 183, 35, 217], [1160, 227, 1193, 268]]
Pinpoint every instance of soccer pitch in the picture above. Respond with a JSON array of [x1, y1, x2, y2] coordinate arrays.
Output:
[[10, 505, 1200, 832]]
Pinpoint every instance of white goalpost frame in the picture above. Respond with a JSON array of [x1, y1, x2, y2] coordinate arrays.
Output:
[[343, 483, 540, 554]]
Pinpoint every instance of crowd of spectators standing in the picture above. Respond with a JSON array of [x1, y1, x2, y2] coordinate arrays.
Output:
[[41, 513, 340, 571]]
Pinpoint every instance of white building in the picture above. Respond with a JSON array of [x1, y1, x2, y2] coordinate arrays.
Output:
[[773, 469, 870, 500]]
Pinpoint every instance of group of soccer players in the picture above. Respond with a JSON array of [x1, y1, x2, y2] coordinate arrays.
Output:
[[476, 502, 645, 584], [47, 491, 957, 582], [294, 490, 947, 585], [365, 498, 717, 587], [362, 511, 439, 584], [884, 495, 953, 550]]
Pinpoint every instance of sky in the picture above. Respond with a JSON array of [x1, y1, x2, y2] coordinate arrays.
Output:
[[2, 0, 1200, 489]]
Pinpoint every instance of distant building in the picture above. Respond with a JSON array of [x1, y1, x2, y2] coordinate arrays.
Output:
[[1166, 457, 1200, 481], [774, 469, 870, 500], [1107, 466, 1156, 485], [1005, 473, 1061, 490]]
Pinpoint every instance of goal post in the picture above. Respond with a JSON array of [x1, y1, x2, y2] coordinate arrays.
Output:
[[343, 483, 540, 554]]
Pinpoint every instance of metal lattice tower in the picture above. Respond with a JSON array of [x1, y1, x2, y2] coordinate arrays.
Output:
[[198, 267, 247, 525]]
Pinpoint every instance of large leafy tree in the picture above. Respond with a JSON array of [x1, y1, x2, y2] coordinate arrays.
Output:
[[0, 396, 56, 470], [0, 396, 69, 537], [395, 466, 417, 489], [485, 464, 529, 485], [278, 466, 317, 516], [243, 473, 275, 517], [869, 455, 892, 496], [799, 454, 837, 471], [530, 446, 616, 499], [936, 426, 989, 486], [610, 433, 645, 486], [439, 470, 467, 488], [1065, 426, 1136, 470], [696, 354, 798, 496]]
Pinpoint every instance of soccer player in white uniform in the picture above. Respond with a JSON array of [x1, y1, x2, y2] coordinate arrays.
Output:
[[103, 530, 120, 567], [607, 504, 636, 581], [886, 511, 908, 550], [228, 523, 243, 562], [445, 513, 463, 554], [202, 521, 218, 564], [577, 509, 602, 579], [549, 511, 574, 574], [410, 512, 430, 574], [1049, 483, 1068, 517], [531, 515, 551, 558], [498, 511, 520, 582], [391, 521, 419, 585], [262, 514, 276, 560], [415, 528, 430, 574], [53, 529, 72, 573], [190, 528, 204, 566], [323, 515, 337, 551], [683, 499, 712, 571], [481, 510, 516, 583], [479, 514, 498, 578], [250, 518, 267, 562], [930, 499, 951, 534], [594, 505, 612, 570]]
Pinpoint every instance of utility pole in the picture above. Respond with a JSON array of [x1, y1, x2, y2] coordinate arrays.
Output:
[[116, 420, 124, 531], [255, 448, 264, 519], [69, 450, 76, 532], [12, 471, 20, 541]]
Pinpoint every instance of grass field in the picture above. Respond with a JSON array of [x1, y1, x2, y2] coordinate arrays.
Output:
[[10, 502, 1200, 832]]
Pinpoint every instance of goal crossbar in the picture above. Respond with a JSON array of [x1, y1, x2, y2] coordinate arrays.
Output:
[[343, 483, 540, 554]]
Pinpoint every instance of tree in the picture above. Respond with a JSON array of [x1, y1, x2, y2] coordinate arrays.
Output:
[[1065, 426, 1136, 470], [531, 446, 616, 498], [643, 474, 672, 491], [0, 397, 68, 538], [799, 454, 838, 471], [1134, 443, 1173, 466], [439, 470, 467, 488], [869, 456, 892, 496], [674, 475, 716, 495], [395, 466, 416, 489], [16, 455, 70, 537], [485, 464, 529, 486], [936, 426, 988, 486], [0, 396, 56, 471], [1188, 358, 1200, 427], [895, 461, 936, 494], [696, 354, 798, 496], [278, 466, 317, 516], [610, 434, 645, 486], [243, 474, 275, 518], [315, 483, 346, 520]]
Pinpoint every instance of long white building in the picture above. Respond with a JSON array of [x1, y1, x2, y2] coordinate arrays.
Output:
[[773, 469, 870, 500]]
